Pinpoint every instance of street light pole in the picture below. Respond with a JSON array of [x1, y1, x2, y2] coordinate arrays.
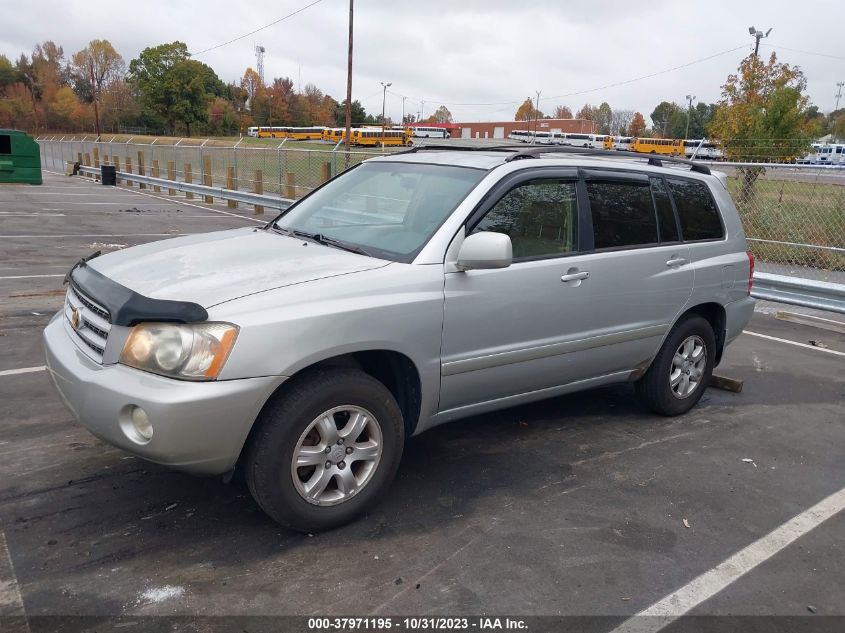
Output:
[[685, 94, 696, 139], [835, 82, 844, 112], [381, 81, 392, 149], [534, 89, 542, 142], [748, 25, 772, 57]]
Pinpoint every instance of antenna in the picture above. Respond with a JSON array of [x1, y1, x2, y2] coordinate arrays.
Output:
[[255, 45, 266, 84]]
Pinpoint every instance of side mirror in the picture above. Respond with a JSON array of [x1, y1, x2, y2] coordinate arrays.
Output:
[[456, 232, 512, 271]]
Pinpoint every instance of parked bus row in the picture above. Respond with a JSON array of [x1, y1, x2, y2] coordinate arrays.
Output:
[[246, 125, 450, 145], [507, 131, 724, 159]]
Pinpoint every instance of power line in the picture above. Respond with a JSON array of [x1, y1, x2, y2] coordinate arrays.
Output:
[[190, 0, 325, 57], [385, 44, 749, 111], [543, 44, 749, 100], [760, 43, 845, 61]]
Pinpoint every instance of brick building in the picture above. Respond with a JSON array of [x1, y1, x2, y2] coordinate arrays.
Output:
[[452, 118, 596, 139]]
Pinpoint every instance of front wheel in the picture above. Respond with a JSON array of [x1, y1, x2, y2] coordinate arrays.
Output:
[[246, 368, 404, 532], [635, 314, 715, 416]]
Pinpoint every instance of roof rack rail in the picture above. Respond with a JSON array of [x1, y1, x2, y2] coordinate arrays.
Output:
[[393, 143, 711, 175], [502, 146, 711, 175]]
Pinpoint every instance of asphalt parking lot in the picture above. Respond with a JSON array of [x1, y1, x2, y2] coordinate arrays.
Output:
[[1, 171, 843, 632]]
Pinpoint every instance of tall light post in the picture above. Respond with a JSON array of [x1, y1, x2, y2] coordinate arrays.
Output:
[[748, 26, 772, 57], [685, 94, 696, 139], [835, 81, 844, 112], [344, 0, 353, 159], [381, 81, 392, 148], [534, 89, 542, 142]]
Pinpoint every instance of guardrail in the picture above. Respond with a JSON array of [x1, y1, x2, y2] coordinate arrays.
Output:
[[752, 273, 845, 314], [77, 166, 293, 212]]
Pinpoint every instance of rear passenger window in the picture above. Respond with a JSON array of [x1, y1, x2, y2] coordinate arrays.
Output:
[[668, 179, 724, 241], [587, 180, 658, 249], [650, 177, 680, 242], [472, 179, 577, 259], [0, 135, 10, 154]]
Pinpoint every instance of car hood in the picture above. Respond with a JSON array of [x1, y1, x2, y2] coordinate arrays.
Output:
[[87, 227, 389, 307]]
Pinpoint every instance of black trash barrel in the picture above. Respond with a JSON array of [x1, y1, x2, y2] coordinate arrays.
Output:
[[101, 165, 116, 186]]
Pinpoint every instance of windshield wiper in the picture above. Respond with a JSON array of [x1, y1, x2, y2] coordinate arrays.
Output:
[[271, 226, 371, 257]]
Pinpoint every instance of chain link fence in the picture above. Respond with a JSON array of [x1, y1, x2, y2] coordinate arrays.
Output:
[[35, 137, 844, 280], [36, 135, 399, 200]]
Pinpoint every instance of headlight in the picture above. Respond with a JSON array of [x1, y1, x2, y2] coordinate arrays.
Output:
[[119, 322, 239, 380]]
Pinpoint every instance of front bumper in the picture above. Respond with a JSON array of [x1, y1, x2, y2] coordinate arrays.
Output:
[[43, 314, 285, 474]]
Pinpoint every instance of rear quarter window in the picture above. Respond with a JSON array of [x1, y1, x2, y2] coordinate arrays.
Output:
[[0, 135, 11, 154], [668, 178, 724, 241]]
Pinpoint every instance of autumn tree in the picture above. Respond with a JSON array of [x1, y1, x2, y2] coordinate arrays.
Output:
[[553, 105, 573, 119], [240, 67, 262, 104], [595, 102, 613, 134], [335, 99, 370, 126], [628, 111, 646, 136], [71, 40, 124, 136], [515, 98, 542, 122], [576, 104, 596, 121], [710, 51, 815, 201], [427, 105, 453, 124]]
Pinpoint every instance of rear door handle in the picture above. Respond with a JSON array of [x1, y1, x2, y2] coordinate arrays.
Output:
[[666, 257, 687, 267], [561, 271, 590, 282]]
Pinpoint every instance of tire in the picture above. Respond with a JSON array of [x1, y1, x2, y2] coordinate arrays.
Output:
[[245, 368, 404, 532], [635, 314, 716, 416]]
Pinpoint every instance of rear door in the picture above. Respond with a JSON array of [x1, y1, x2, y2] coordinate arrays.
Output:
[[578, 171, 693, 373]]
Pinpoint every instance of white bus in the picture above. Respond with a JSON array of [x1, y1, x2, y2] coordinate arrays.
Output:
[[683, 139, 723, 160], [814, 143, 845, 166], [508, 130, 531, 143], [246, 126, 259, 137], [411, 126, 450, 139], [558, 133, 605, 149], [611, 136, 633, 151], [529, 131, 554, 145]]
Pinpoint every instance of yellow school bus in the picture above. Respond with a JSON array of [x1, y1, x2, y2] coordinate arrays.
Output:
[[286, 127, 327, 140], [629, 137, 684, 155], [257, 126, 289, 138], [322, 128, 346, 143], [351, 128, 412, 147]]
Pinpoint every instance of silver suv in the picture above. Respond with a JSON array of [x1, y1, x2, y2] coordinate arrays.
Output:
[[43, 146, 755, 531]]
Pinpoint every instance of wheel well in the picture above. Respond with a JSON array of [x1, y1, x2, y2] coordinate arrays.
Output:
[[683, 302, 727, 366], [278, 351, 422, 437]]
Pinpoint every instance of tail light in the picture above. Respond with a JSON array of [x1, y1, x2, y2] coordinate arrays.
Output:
[[746, 250, 755, 296]]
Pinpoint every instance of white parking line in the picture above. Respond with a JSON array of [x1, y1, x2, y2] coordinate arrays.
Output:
[[609, 485, 845, 633], [0, 366, 46, 377], [0, 531, 30, 632], [743, 330, 845, 357], [0, 275, 64, 280]]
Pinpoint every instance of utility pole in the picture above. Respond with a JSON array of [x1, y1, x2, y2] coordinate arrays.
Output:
[[835, 81, 844, 112], [381, 81, 392, 148], [420, 99, 425, 122], [402, 96, 406, 124], [344, 0, 353, 154], [685, 94, 696, 139], [534, 89, 542, 142], [89, 59, 101, 138], [748, 26, 772, 57]]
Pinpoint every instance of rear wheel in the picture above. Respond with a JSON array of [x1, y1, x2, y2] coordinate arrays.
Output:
[[635, 314, 715, 416], [246, 368, 404, 532]]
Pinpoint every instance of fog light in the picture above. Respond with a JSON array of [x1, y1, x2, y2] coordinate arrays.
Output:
[[130, 406, 153, 441]]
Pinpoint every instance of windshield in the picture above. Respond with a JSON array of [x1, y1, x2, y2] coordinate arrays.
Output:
[[271, 161, 486, 262]]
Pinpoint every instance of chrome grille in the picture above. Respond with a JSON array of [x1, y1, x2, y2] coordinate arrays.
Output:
[[65, 283, 112, 362]]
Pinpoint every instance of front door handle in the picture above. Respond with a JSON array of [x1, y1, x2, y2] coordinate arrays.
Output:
[[561, 270, 590, 282], [666, 257, 688, 267]]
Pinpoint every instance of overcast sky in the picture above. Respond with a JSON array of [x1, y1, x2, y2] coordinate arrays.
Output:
[[2, 0, 843, 124]]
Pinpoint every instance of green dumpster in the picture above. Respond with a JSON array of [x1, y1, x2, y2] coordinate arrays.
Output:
[[0, 129, 43, 185]]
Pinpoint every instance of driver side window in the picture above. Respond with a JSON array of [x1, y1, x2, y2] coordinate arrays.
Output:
[[471, 179, 578, 259]]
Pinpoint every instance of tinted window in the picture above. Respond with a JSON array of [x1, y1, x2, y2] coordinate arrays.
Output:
[[587, 180, 658, 249], [0, 135, 10, 154], [472, 179, 577, 259], [668, 179, 723, 240], [650, 177, 680, 242]]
